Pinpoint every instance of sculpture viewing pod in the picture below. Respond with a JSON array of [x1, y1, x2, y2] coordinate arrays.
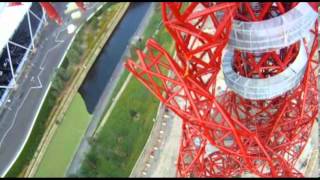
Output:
[[125, 2, 319, 177]]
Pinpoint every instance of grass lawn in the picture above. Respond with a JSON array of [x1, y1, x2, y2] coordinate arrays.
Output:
[[80, 77, 159, 177], [35, 93, 91, 177]]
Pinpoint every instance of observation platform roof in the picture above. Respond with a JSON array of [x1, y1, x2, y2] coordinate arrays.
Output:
[[0, 2, 32, 51]]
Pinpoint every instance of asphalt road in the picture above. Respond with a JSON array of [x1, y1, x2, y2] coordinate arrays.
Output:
[[0, 2, 101, 177]]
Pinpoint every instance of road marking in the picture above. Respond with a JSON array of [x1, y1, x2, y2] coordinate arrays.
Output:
[[0, 3, 102, 177], [0, 21, 68, 147], [0, 9, 81, 177], [40, 26, 67, 69], [0, 3, 103, 177]]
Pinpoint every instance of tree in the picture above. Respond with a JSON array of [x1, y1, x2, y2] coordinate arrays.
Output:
[[57, 67, 71, 82], [52, 75, 64, 92]]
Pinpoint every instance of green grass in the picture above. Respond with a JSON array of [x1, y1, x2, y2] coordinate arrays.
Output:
[[35, 93, 91, 177], [79, 77, 159, 177], [97, 3, 169, 123]]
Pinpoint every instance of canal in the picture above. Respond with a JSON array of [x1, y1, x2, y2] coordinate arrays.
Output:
[[79, 2, 151, 113]]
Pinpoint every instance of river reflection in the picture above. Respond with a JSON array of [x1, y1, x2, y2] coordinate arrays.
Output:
[[79, 2, 151, 113]]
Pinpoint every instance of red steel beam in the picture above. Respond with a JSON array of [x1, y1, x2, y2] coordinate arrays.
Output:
[[125, 2, 318, 177]]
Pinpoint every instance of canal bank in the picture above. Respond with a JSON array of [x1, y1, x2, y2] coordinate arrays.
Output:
[[79, 2, 152, 113], [34, 93, 91, 177], [69, 2, 177, 177], [66, 2, 154, 176]]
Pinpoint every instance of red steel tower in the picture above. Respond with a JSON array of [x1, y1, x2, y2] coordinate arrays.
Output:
[[125, 2, 318, 177]]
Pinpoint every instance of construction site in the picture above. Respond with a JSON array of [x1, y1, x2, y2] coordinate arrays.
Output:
[[0, 2, 319, 178]]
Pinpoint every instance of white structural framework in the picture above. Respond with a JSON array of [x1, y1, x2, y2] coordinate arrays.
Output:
[[228, 2, 318, 52], [0, 2, 45, 105], [222, 2, 317, 100]]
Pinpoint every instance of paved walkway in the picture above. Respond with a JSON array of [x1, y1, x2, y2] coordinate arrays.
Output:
[[130, 69, 183, 177], [149, 111, 182, 177]]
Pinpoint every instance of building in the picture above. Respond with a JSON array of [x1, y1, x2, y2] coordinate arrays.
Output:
[[0, 2, 45, 105]]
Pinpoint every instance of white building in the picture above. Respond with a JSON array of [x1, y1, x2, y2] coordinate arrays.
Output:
[[0, 2, 45, 105]]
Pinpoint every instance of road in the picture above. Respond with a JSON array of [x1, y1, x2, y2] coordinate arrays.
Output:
[[66, 2, 156, 176], [0, 2, 102, 177]]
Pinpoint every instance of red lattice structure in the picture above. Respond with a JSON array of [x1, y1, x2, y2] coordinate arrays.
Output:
[[233, 3, 300, 78], [125, 2, 318, 177]]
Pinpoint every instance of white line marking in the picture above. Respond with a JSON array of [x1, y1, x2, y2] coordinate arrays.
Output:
[[0, 3, 101, 177], [0, 13, 69, 178], [0, 22, 66, 147]]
